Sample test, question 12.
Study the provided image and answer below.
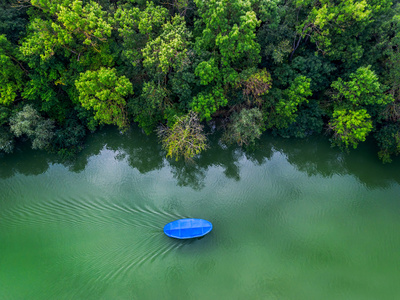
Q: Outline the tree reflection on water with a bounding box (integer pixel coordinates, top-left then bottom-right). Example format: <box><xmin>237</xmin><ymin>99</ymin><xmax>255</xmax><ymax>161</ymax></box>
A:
<box><xmin>1</xmin><ymin>126</ymin><xmax>399</xmax><ymax>189</ymax></box>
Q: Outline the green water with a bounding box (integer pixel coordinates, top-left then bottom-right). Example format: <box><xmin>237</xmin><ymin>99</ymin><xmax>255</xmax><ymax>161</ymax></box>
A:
<box><xmin>1</xmin><ymin>127</ymin><xmax>400</xmax><ymax>299</ymax></box>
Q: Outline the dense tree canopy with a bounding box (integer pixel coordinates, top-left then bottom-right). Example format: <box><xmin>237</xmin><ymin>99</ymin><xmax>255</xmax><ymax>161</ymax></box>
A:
<box><xmin>1</xmin><ymin>0</ymin><xmax>400</xmax><ymax>162</ymax></box>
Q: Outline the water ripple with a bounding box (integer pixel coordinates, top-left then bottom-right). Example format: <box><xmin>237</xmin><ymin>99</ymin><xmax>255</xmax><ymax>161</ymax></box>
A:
<box><xmin>0</xmin><ymin>196</ymin><xmax>185</xmax><ymax>230</ymax></box>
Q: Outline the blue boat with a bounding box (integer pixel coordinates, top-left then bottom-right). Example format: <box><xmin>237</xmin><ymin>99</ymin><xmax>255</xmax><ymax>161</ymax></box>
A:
<box><xmin>163</xmin><ymin>218</ymin><xmax>212</xmax><ymax>239</ymax></box>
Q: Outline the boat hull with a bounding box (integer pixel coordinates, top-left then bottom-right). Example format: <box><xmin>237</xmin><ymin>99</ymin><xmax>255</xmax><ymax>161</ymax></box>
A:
<box><xmin>163</xmin><ymin>218</ymin><xmax>212</xmax><ymax>239</ymax></box>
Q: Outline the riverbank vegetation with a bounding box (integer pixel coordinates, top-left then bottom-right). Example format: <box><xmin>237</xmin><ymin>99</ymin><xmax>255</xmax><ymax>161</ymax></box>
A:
<box><xmin>1</xmin><ymin>0</ymin><xmax>400</xmax><ymax>162</ymax></box>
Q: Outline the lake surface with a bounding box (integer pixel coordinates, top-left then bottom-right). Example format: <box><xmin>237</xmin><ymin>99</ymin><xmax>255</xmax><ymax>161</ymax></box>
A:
<box><xmin>1</xmin><ymin>127</ymin><xmax>400</xmax><ymax>299</ymax></box>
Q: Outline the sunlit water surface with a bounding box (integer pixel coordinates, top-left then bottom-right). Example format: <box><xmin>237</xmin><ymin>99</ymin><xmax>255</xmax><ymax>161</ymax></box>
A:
<box><xmin>1</xmin><ymin>127</ymin><xmax>400</xmax><ymax>299</ymax></box>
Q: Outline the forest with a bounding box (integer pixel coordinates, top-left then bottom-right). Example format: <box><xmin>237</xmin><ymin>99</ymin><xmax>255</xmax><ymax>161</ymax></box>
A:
<box><xmin>1</xmin><ymin>0</ymin><xmax>400</xmax><ymax>162</ymax></box>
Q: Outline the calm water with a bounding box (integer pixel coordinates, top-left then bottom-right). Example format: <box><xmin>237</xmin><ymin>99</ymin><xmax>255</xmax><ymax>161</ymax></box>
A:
<box><xmin>1</xmin><ymin>127</ymin><xmax>400</xmax><ymax>299</ymax></box>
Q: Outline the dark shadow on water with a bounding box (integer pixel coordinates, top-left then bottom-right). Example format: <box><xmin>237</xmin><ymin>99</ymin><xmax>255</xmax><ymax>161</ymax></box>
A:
<box><xmin>167</xmin><ymin>132</ymin><xmax>244</xmax><ymax>189</ymax></box>
<box><xmin>164</xmin><ymin>234</ymin><xmax>215</xmax><ymax>255</ymax></box>
<box><xmin>0</xmin><ymin>142</ymin><xmax>57</xmax><ymax>179</ymax></box>
<box><xmin>169</xmin><ymin>160</ymin><xmax>207</xmax><ymax>190</ymax></box>
<box><xmin>102</xmin><ymin>126</ymin><xmax>164</xmax><ymax>174</ymax></box>
<box><xmin>262</xmin><ymin>134</ymin><xmax>400</xmax><ymax>189</ymax></box>
<box><xmin>64</xmin><ymin>125</ymin><xmax>165</xmax><ymax>174</ymax></box>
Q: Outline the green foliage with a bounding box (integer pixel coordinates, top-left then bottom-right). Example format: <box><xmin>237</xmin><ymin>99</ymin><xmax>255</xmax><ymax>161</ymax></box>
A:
<box><xmin>265</xmin><ymin>75</ymin><xmax>312</xmax><ymax>129</ymax></box>
<box><xmin>194</xmin><ymin>0</ymin><xmax>261</xmax><ymax>85</ymax></box>
<box><xmin>329</xmin><ymin>108</ymin><xmax>373</xmax><ymax>150</ymax></box>
<box><xmin>142</xmin><ymin>15</ymin><xmax>191</xmax><ymax>78</ymax></box>
<box><xmin>0</xmin><ymin>1</ymin><xmax>28</xmax><ymax>44</ymax></box>
<box><xmin>158</xmin><ymin>111</ymin><xmax>207</xmax><ymax>161</ymax></box>
<box><xmin>56</xmin><ymin>0</ymin><xmax>112</xmax><ymax>47</ymax></box>
<box><xmin>251</xmin><ymin>0</ymin><xmax>282</xmax><ymax>27</ymax></box>
<box><xmin>275</xmin><ymin>100</ymin><xmax>324</xmax><ymax>138</ymax></box>
<box><xmin>18</xmin><ymin>0</ymin><xmax>115</xmax><ymax>127</ymax></box>
<box><xmin>21</xmin><ymin>57</ymin><xmax>73</xmax><ymax>122</ymax></box>
<box><xmin>280</xmin><ymin>76</ymin><xmax>312</xmax><ymax>120</ymax></box>
<box><xmin>75</xmin><ymin>68</ymin><xmax>133</xmax><ymax>130</ymax></box>
<box><xmin>327</xmin><ymin>66</ymin><xmax>394</xmax><ymax>151</ymax></box>
<box><xmin>114</xmin><ymin>2</ymin><xmax>168</xmax><ymax>37</ymax></box>
<box><xmin>269</xmin><ymin>40</ymin><xmax>292</xmax><ymax>64</ymax></box>
<box><xmin>274</xmin><ymin>54</ymin><xmax>336</xmax><ymax>92</ymax></box>
<box><xmin>52</xmin><ymin>117</ymin><xmax>86</xmax><ymax>157</ymax></box>
<box><xmin>194</xmin><ymin>0</ymin><xmax>261</xmax><ymax>64</ymax></box>
<box><xmin>215</xmin><ymin>10</ymin><xmax>261</xmax><ymax>68</ymax></box>
<box><xmin>113</xmin><ymin>1</ymin><xmax>169</xmax><ymax>66</ymax></box>
<box><xmin>331</xmin><ymin>66</ymin><xmax>393</xmax><ymax>107</ymax></box>
<box><xmin>0</xmin><ymin>35</ymin><xmax>24</xmax><ymax>106</ymax></box>
<box><xmin>241</xmin><ymin>68</ymin><xmax>272</xmax><ymax>104</ymax></box>
<box><xmin>169</xmin><ymin>57</ymin><xmax>196</xmax><ymax>107</ymax></box>
<box><xmin>21</xmin><ymin>0</ymin><xmax>112</xmax><ymax>60</ymax></box>
<box><xmin>257</xmin><ymin>3</ymin><xmax>296</xmax><ymax>65</ymax></box>
<box><xmin>382</xmin><ymin>6</ymin><xmax>400</xmax><ymax>104</ymax></box>
<box><xmin>0</xmin><ymin>105</ymin><xmax>11</xmax><ymax>126</ymax></box>
<box><xmin>375</xmin><ymin>123</ymin><xmax>400</xmax><ymax>163</ymax></box>
<box><xmin>222</xmin><ymin>107</ymin><xmax>264</xmax><ymax>146</ymax></box>
<box><xmin>0</xmin><ymin>126</ymin><xmax>14</xmax><ymax>153</ymax></box>
<box><xmin>0</xmin><ymin>0</ymin><xmax>398</xmax><ymax>162</ymax></box>
<box><xmin>0</xmin><ymin>104</ymin><xmax>13</xmax><ymax>153</ymax></box>
<box><xmin>30</xmin><ymin>0</ymin><xmax>69</xmax><ymax>14</ymax></box>
<box><xmin>20</xmin><ymin>19</ymin><xmax>59</xmax><ymax>60</ymax></box>
<box><xmin>191</xmin><ymin>87</ymin><xmax>228</xmax><ymax>121</ymax></box>
<box><xmin>295</xmin><ymin>0</ymin><xmax>391</xmax><ymax>62</ymax></box>
<box><xmin>129</xmin><ymin>81</ymin><xmax>168</xmax><ymax>134</ymax></box>
<box><xmin>10</xmin><ymin>105</ymin><xmax>55</xmax><ymax>150</ymax></box>
<box><xmin>195</xmin><ymin>58</ymin><xmax>219</xmax><ymax>85</ymax></box>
